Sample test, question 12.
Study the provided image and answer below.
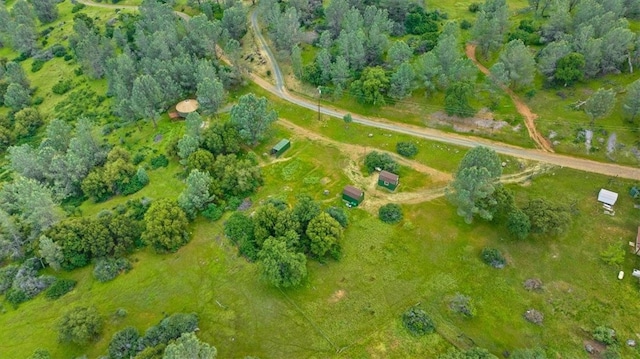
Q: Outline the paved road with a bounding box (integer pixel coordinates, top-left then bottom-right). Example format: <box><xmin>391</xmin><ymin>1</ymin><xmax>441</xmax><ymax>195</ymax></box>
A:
<box><xmin>249</xmin><ymin>10</ymin><xmax>640</xmax><ymax>180</ymax></box>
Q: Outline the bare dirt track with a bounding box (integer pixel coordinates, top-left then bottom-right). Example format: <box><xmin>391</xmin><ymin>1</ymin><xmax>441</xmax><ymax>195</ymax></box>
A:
<box><xmin>77</xmin><ymin>1</ymin><xmax>640</xmax><ymax>181</ymax></box>
<box><xmin>465</xmin><ymin>44</ymin><xmax>554</xmax><ymax>153</ymax></box>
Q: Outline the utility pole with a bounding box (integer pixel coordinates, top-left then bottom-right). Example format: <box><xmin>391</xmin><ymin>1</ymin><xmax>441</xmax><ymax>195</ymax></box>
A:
<box><xmin>317</xmin><ymin>87</ymin><xmax>321</xmax><ymax>121</ymax></box>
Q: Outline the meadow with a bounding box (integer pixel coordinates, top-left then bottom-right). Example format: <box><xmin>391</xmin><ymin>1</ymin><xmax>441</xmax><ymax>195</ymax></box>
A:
<box><xmin>2</xmin><ymin>0</ymin><xmax>640</xmax><ymax>358</ymax></box>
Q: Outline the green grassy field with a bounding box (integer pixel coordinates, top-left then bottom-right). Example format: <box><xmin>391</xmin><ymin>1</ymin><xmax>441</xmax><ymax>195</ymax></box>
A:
<box><xmin>4</xmin><ymin>0</ymin><xmax>640</xmax><ymax>358</ymax></box>
<box><xmin>4</xmin><ymin>141</ymin><xmax>640</xmax><ymax>357</ymax></box>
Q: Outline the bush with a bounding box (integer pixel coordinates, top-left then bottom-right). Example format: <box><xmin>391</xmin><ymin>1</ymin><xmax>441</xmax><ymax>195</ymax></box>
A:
<box><xmin>63</xmin><ymin>54</ymin><xmax>73</xmax><ymax>61</ymax></box>
<box><xmin>45</xmin><ymin>278</ymin><xmax>77</xmax><ymax>299</ymax></box>
<box><xmin>57</xmin><ymin>306</ymin><xmax>103</xmax><ymax>344</ymax></box>
<box><xmin>119</xmin><ymin>175</ymin><xmax>146</xmax><ymax>196</ymax></box>
<box><xmin>33</xmin><ymin>97</ymin><xmax>44</xmax><ymax>105</ymax></box>
<box><xmin>52</xmin><ymin>80</ymin><xmax>73</xmax><ymax>95</ymax></box>
<box><xmin>593</xmin><ymin>326</ymin><xmax>617</xmax><ymax>345</ymax></box>
<box><xmin>31</xmin><ymin>59</ymin><xmax>46</xmax><ymax>73</ymax></box>
<box><xmin>449</xmin><ymin>293</ymin><xmax>476</xmax><ymax>318</ymax></box>
<box><xmin>364</xmin><ymin>151</ymin><xmax>399</xmax><ymax>174</ymax></box>
<box><xmin>0</xmin><ymin>265</ymin><xmax>19</xmax><ymax>294</ymax></box>
<box><xmin>468</xmin><ymin>3</ymin><xmax>481</xmax><ymax>12</ymax></box>
<box><xmin>481</xmin><ymin>247</ymin><xmax>506</xmax><ymax>268</ymax></box>
<box><xmin>460</xmin><ymin>19</ymin><xmax>473</xmax><ymax>30</ymax></box>
<box><xmin>71</xmin><ymin>3</ymin><xmax>86</xmax><ymax>12</ymax></box>
<box><xmin>202</xmin><ymin>203</ymin><xmax>224</xmax><ymax>221</ymax></box>
<box><xmin>150</xmin><ymin>154</ymin><xmax>169</xmax><ymax>169</ymax></box>
<box><xmin>93</xmin><ymin>258</ymin><xmax>132</xmax><ymax>283</ymax></box>
<box><xmin>5</xmin><ymin>288</ymin><xmax>29</xmax><ymax>307</ymax></box>
<box><xmin>108</xmin><ymin>326</ymin><xmax>140</xmax><ymax>359</ymax></box>
<box><xmin>141</xmin><ymin>313</ymin><xmax>199</xmax><ymax>348</ymax></box>
<box><xmin>379</xmin><ymin>203</ymin><xmax>403</xmax><ymax>224</ymax></box>
<box><xmin>402</xmin><ymin>306</ymin><xmax>435</xmax><ymax>335</ymax></box>
<box><xmin>396</xmin><ymin>142</ymin><xmax>418</xmax><ymax>158</ymax></box>
<box><xmin>50</xmin><ymin>44</ymin><xmax>67</xmax><ymax>57</ymax></box>
<box><xmin>326</xmin><ymin>206</ymin><xmax>348</xmax><ymax>228</ymax></box>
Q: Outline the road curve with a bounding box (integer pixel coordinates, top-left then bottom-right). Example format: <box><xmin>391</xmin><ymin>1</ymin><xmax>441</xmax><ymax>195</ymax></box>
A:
<box><xmin>249</xmin><ymin>10</ymin><xmax>640</xmax><ymax>180</ymax></box>
<box><xmin>76</xmin><ymin>1</ymin><xmax>640</xmax><ymax>180</ymax></box>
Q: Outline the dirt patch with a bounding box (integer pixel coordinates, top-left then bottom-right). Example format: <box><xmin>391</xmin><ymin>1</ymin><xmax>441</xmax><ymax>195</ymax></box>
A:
<box><xmin>328</xmin><ymin>289</ymin><xmax>346</xmax><ymax>303</ymax></box>
<box><xmin>429</xmin><ymin>109</ymin><xmax>510</xmax><ymax>133</ymax></box>
<box><xmin>465</xmin><ymin>44</ymin><xmax>554</xmax><ymax>153</ymax></box>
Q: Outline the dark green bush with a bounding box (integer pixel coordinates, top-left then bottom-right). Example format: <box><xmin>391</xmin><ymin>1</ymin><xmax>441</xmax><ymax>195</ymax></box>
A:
<box><xmin>132</xmin><ymin>152</ymin><xmax>146</xmax><ymax>165</ymax></box>
<box><xmin>460</xmin><ymin>19</ymin><xmax>473</xmax><ymax>30</ymax></box>
<box><xmin>141</xmin><ymin>313</ymin><xmax>199</xmax><ymax>348</ymax></box>
<box><xmin>71</xmin><ymin>3</ymin><xmax>86</xmax><ymax>12</ymax></box>
<box><xmin>93</xmin><ymin>258</ymin><xmax>132</xmax><ymax>283</ymax></box>
<box><xmin>402</xmin><ymin>306</ymin><xmax>435</xmax><ymax>336</ymax></box>
<box><xmin>33</xmin><ymin>97</ymin><xmax>44</xmax><ymax>105</ymax></box>
<box><xmin>481</xmin><ymin>247</ymin><xmax>506</xmax><ymax>269</ymax></box>
<box><xmin>379</xmin><ymin>203</ymin><xmax>403</xmax><ymax>224</ymax></box>
<box><xmin>63</xmin><ymin>54</ymin><xmax>73</xmax><ymax>61</ymax></box>
<box><xmin>74</xmin><ymin>67</ymin><xmax>83</xmax><ymax>76</ymax></box>
<box><xmin>51</xmin><ymin>44</ymin><xmax>67</xmax><ymax>57</ymax></box>
<box><xmin>202</xmin><ymin>204</ymin><xmax>223</xmax><ymax>221</ymax></box>
<box><xmin>45</xmin><ymin>278</ymin><xmax>77</xmax><ymax>299</ymax></box>
<box><xmin>5</xmin><ymin>288</ymin><xmax>29</xmax><ymax>307</ymax></box>
<box><xmin>326</xmin><ymin>206</ymin><xmax>348</xmax><ymax>228</ymax></box>
<box><xmin>108</xmin><ymin>326</ymin><xmax>140</xmax><ymax>359</ymax></box>
<box><xmin>468</xmin><ymin>3</ymin><xmax>481</xmax><ymax>12</ymax></box>
<box><xmin>119</xmin><ymin>176</ymin><xmax>146</xmax><ymax>196</ymax></box>
<box><xmin>52</xmin><ymin>80</ymin><xmax>72</xmax><ymax>95</ymax></box>
<box><xmin>364</xmin><ymin>151</ymin><xmax>399</xmax><ymax>174</ymax></box>
<box><xmin>396</xmin><ymin>142</ymin><xmax>418</xmax><ymax>158</ymax></box>
<box><xmin>150</xmin><ymin>154</ymin><xmax>169</xmax><ymax>169</ymax></box>
<box><xmin>31</xmin><ymin>59</ymin><xmax>46</xmax><ymax>72</ymax></box>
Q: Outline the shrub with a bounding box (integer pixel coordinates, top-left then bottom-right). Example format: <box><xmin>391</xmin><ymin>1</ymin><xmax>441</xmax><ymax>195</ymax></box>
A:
<box><xmin>50</xmin><ymin>44</ymin><xmax>67</xmax><ymax>57</ymax></box>
<box><xmin>593</xmin><ymin>326</ymin><xmax>617</xmax><ymax>345</ymax></box>
<box><xmin>132</xmin><ymin>152</ymin><xmax>146</xmax><ymax>165</ymax></box>
<box><xmin>93</xmin><ymin>258</ymin><xmax>132</xmax><ymax>283</ymax></box>
<box><xmin>45</xmin><ymin>278</ymin><xmax>77</xmax><ymax>299</ymax></box>
<box><xmin>141</xmin><ymin>313</ymin><xmax>199</xmax><ymax>348</ymax></box>
<box><xmin>115</xmin><ymin>308</ymin><xmax>128</xmax><ymax>318</ymax></box>
<box><xmin>31</xmin><ymin>59</ymin><xmax>46</xmax><ymax>73</ymax></box>
<box><xmin>150</xmin><ymin>154</ymin><xmax>169</xmax><ymax>169</ymax></box>
<box><xmin>108</xmin><ymin>326</ymin><xmax>140</xmax><ymax>359</ymax></box>
<box><xmin>202</xmin><ymin>203</ymin><xmax>224</xmax><ymax>221</ymax></box>
<box><xmin>379</xmin><ymin>203</ymin><xmax>403</xmax><ymax>224</ymax></box>
<box><xmin>396</xmin><ymin>142</ymin><xmax>418</xmax><ymax>158</ymax></box>
<box><xmin>468</xmin><ymin>3</ymin><xmax>481</xmax><ymax>12</ymax></box>
<box><xmin>5</xmin><ymin>288</ymin><xmax>29</xmax><ymax>307</ymax></box>
<box><xmin>364</xmin><ymin>151</ymin><xmax>399</xmax><ymax>174</ymax></box>
<box><xmin>460</xmin><ymin>19</ymin><xmax>473</xmax><ymax>30</ymax></box>
<box><xmin>402</xmin><ymin>306</ymin><xmax>435</xmax><ymax>335</ymax></box>
<box><xmin>481</xmin><ymin>247</ymin><xmax>506</xmax><ymax>268</ymax></box>
<box><xmin>63</xmin><ymin>54</ymin><xmax>73</xmax><ymax>61</ymax></box>
<box><xmin>326</xmin><ymin>206</ymin><xmax>348</xmax><ymax>228</ymax></box>
<box><xmin>52</xmin><ymin>80</ymin><xmax>73</xmax><ymax>95</ymax></box>
<box><xmin>0</xmin><ymin>265</ymin><xmax>19</xmax><ymax>294</ymax></box>
<box><xmin>119</xmin><ymin>175</ymin><xmax>146</xmax><ymax>196</ymax></box>
<box><xmin>33</xmin><ymin>97</ymin><xmax>44</xmax><ymax>105</ymax></box>
<box><xmin>71</xmin><ymin>3</ymin><xmax>86</xmax><ymax>12</ymax></box>
<box><xmin>57</xmin><ymin>306</ymin><xmax>103</xmax><ymax>344</ymax></box>
<box><xmin>449</xmin><ymin>293</ymin><xmax>476</xmax><ymax>318</ymax></box>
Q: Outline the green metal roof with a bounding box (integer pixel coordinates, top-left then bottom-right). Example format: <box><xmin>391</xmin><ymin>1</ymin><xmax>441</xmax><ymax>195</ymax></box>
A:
<box><xmin>273</xmin><ymin>139</ymin><xmax>290</xmax><ymax>151</ymax></box>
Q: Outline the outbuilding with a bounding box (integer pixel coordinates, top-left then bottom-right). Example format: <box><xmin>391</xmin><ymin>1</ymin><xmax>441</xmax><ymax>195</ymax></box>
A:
<box><xmin>271</xmin><ymin>139</ymin><xmax>290</xmax><ymax>157</ymax></box>
<box><xmin>342</xmin><ymin>185</ymin><xmax>364</xmax><ymax>207</ymax></box>
<box><xmin>598</xmin><ymin>189</ymin><xmax>618</xmax><ymax>206</ymax></box>
<box><xmin>175</xmin><ymin>99</ymin><xmax>199</xmax><ymax>118</ymax></box>
<box><xmin>378</xmin><ymin>170</ymin><xmax>399</xmax><ymax>191</ymax></box>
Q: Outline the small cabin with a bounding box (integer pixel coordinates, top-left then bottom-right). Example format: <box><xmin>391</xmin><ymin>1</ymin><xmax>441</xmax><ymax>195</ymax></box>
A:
<box><xmin>378</xmin><ymin>170</ymin><xmax>399</xmax><ymax>191</ymax></box>
<box><xmin>271</xmin><ymin>139</ymin><xmax>290</xmax><ymax>157</ymax></box>
<box><xmin>342</xmin><ymin>185</ymin><xmax>364</xmax><ymax>207</ymax></box>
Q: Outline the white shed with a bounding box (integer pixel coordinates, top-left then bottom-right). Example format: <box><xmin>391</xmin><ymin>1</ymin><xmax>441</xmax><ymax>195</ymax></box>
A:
<box><xmin>597</xmin><ymin>189</ymin><xmax>618</xmax><ymax>206</ymax></box>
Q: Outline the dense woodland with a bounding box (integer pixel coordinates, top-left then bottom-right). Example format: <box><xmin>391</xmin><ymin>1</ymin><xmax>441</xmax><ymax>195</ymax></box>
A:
<box><xmin>0</xmin><ymin>0</ymin><xmax>640</xmax><ymax>357</ymax></box>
